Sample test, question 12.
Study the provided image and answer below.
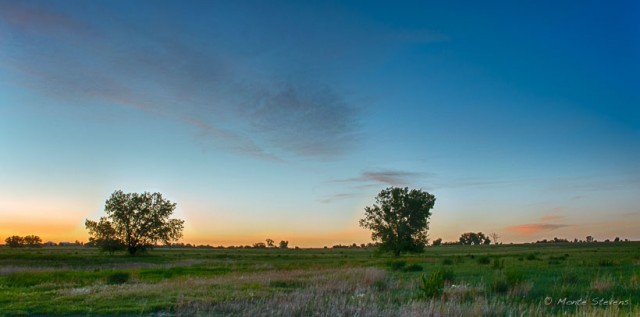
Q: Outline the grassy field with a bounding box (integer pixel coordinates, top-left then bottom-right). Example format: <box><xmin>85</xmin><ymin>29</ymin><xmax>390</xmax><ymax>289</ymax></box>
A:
<box><xmin>0</xmin><ymin>242</ymin><xmax>638</xmax><ymax>316</ymax></box>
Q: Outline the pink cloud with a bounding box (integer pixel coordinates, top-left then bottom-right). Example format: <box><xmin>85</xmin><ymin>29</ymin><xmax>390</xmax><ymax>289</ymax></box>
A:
<box><xmin>0</xmin><ymin>3</ymin><xmax>89</xmax><ymax>36</ymax></box>
<box><xmin>506</xmin><ymin>223</ymin><xmax>569</xmax><ymax>235</ymax></box>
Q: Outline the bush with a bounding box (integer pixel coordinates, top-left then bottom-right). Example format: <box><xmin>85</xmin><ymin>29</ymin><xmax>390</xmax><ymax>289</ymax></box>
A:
<box><xmin>491</xmin><ymin>258</ymin><xmax>504</xmax><ymax>270</ymax></box>
<box><xmin>560</xmin><ymin>271</ymin><xmax>579</xmax><ymax>284</ymax></box>
<box><xmin>403</xmin><ymin>264</ymin><xmax>423</xmax><ymax>272</ymax></box>
<box><xmin>491</xmin><ymin>270</ymin><xmax>525</xmax><ymax>294</ymax></box>
<box><xmin>598</xmin><ymin>259</ymin><xmax>615</xmax><ymax>267</ymax></box>
<box><xmin>525</xmin><ymin>253</ymin><xmax>538</xmax><ymax>261</ymax></box>
<box><xmin>419</xmin><ymin>270</ymin><xmax>444</xmax><ymax>298</ymax></box>
<box><xmin>419</xmin><ymin>269</ymin><xmax>455</xmax><ymax>298</ymax></box>
<box><xmin>387</xmin><ymin>260</ymin><xmax>407</xmax><ymax>271</ymax></box>
<box><xmin>491</xmin><ymin>275</ymin><xmax>509</xmax><ymax>294</ymax></box>
<box><xmin>505</xmin><ymin>269</ymin><xmax>525</xmax><ymax>285</ymax></box>
<box><xmin>477</xmin><ymin>256</ymin><xmax>491</xmax><ymax>265</ymax></box>
<box><xmin>441</xmin><ymin>269</ymin><xmax>455</xmax><ymax>283</ymax></box>
<box><xmin>106</xmin><ymin>272</ymin><xmax>130</xmax><ymax>285</ymax></box>
<box><xmin>442</xmin><ymin>258</ymin><xmax>454</xmax><ymax>265</ymax></box>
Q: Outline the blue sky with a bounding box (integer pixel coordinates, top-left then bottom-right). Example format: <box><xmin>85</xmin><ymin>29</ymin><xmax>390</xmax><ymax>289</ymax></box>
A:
<box><xmin>1</xmin><ymin>1</ymin><xmax>639</xmax><ymax>246</ymax></box>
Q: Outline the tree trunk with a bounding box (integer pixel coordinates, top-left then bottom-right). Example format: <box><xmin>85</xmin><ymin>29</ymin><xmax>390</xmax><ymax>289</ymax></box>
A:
<box><xmin>127</xmin><ymin>245</ymin><xmax>137</xmax><ymax>255</ymax></box>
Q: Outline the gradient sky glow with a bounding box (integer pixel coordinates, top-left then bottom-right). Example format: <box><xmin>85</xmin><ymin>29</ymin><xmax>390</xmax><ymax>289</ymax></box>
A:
<box><xmin>1</xmin><ymin>1</ymin><xmax>639</xmax><ymax>246</ymax></box>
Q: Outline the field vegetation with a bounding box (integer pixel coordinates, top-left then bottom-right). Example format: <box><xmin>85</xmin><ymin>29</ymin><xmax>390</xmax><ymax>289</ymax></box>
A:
<box><xmin>1</xmin><ymin>242</ymin><xmax>638</xmax><ymax>316</ymax></box>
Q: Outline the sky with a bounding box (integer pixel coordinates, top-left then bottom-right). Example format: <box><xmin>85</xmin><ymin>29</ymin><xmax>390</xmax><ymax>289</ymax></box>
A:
<box><xmin>1</xmin><ymin>1</ymin><xmax>639</xmax><ymax>247</ymax></box>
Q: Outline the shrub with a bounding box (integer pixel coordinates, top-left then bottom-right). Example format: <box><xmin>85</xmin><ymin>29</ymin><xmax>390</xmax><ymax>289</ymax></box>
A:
<box><xmin>387</xmin><ymin>260</ymin><xmax>407</xmax><ymax>271</ymax></box>
<box><xmin>598</xmin><ymin>259</ymin><xmax>615</xmax><ymax>267</ymax></box>
<box><xmin>106</xmin><ymin>272</ymin><xmax>130</xmax><ymax>285</ymax></box>
<box><xmin>525</xmin><ymin>253</ymin><xmax>538</xmax><ymax>261</ymax></box>
<box><xmin>548</xmin><ymin>255</ymin><xmax>567</xmax><ymax>265</ymax></box>
<box><xmin>491</xmin><ymin>270</ymin><xmax>525</xmax><ymax>294</ymax></box>
<box><xmin>505</xmin><ymin>269</ymin><xmax>525</xmax><ymax>285</ymax></box>
<box><xmin>560</xmin><ymin>271</ymin><xmax>579</xmax><ymax>284</ymax></box>
<box><xmin>441</xmin><ymin>269</ymin><xmax>455</xmax><ymax>283</ymax></box>
<box><xmin>492</xmin><ymin>258</ymin><xmax>504</xmax><ymax>270</ymax></box>
<box><xmin>477</xmin><ymin>256</ymin><xmax>491</xmax><ymax>265</ymax></box>
<box><xmin>403</xmin><ymin>264</ymin><xmax>423</xmax><ymax>272</ymax></box>
<box><xmin>419</xmin><ymin>270</ymin><xmax>444</xmax><ymax>298</ymax></box>
<box><xmin>491</xmin><ymin>276</ymin><xmax>509</xmax><ymax>294</ymax></box>
<box><xmin>418</xmin><ymin>269</ymin><xmax>455</xmax><ymax>298</ymax></box>
<box><xmin>442</xmin><ymin>258</ymin><xmax>454</xmax><ymax>265</ymax></box>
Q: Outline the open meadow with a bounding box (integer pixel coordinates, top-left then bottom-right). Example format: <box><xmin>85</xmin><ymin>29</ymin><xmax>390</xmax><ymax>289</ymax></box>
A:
<box><xmin>1</xmin><ymin>242</ymin><xmax>638</xmax><ymax>316</ymax></box>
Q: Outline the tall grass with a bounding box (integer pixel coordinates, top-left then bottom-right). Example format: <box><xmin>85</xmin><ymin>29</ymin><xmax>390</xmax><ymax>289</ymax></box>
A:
<box><xmin>0</xmin><ymin>243</ymin><xmax>639</xmax><ymax>315</ymax></box>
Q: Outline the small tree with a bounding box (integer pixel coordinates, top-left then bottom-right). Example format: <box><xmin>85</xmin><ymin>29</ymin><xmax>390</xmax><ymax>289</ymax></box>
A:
<box><xmin>489</xmin><ymin>232</ymin><xmax>500</xmax><ymax>245</ymax></box>
<box><xmin>279</xmin><ymin>240</ymin><xmax>289</xmax><ymax>249</ymax></box>
<box><xmin>359</xmin><ymin>187</ymin><xmax>436</xmax><ymax>256</ymax></box>
<box><xmin>5</xmin><ymin>236</ymin><xmax>24</xmax><ymax>248</ymax></box>
<box><xmin>432</xmin><ymin>238</ymin><xmax>442</xmax><ymax>246</ymax></box>
<box><xmin>266</xmin><ymin>238</ymin><xmax>275</xmax><ymax>248</ymax></box>
<box><xmin>85</xmin><ymin>190</ymin><xmax>184</xmax><ymax>255</ymax></box>
<box><xmin>23</xmin><ymin>235</ymin><xmax>42</xmax><ymax>247</ymax></box>
<box><xmin>459</xmin><ymin>232</ymin><xmax>490</xmax><ymax>245</ymax></box>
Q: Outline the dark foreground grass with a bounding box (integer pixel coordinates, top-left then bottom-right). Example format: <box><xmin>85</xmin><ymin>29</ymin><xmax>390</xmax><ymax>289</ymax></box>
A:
<box><xmin>0</xmin><ymin>243</ymin><xmax>638</xmax><ymax>316</ymax></box>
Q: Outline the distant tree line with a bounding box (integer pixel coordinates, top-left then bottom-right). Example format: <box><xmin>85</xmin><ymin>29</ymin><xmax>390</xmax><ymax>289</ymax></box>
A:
<box><xmin>329</xmin><ymin>242</ymin><xmax>379</xmax><ymax>249</ymax></box>
<box><xmin>165</xmin><ymin>239</ymin><xmax>292</xmax><ymax>249</ymax></box>
<box><xmin>429</xmin><ymin>234</ymin><xmax>632</xmax><ymax>246</ymax></box>
<box><xmin>534</xmin><ymin>236</ymin><xmax>629</xmax><ymax>244</ymax></box>
<box><xmin>4</xmin><ymin>235</ymin><xmax>42</xmax><ymax>248</ymax></box>
<box><xmin>251</xmin><ymin>238</ymin><xmax>290</xmax><ymax>249</ymax></box>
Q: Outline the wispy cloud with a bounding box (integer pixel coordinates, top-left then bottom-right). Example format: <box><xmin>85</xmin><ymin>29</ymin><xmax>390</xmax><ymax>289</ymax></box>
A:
<box><xmin>0</xmin><ymin>2</ymin><xmax>361</xmax><ymax>160</ymax></box>
<box><xmin>540</xmin><ymin>214</ymin><xmax>564</xmax><ymax>222</ymax></box>
<box><xmin>318</xmin><ymin>193</ymin><xmax>358</xmax><ymax>204</ymax></box>
<box><xmin>0</xmin><ymin>2</ymin><xmax>90</xmax><ymax>36</ymax></box>
<box><xmin>505</xmin><ymin>223</ymin><xmax>570</xmax><ymax>235</ymax></box>
<box><xmin>337</xmin><ymin>169</ymin><xmax>429</xmax><ymax>186</ymax></box>
<box><xmin>322</xmin><ymin>169</ymin><xmax>429</xmax><ymax>203</ymax></box>
<box><xmin>436</xmin><ymin>178</ymin><xmax>514</xmax><ymax>189</ymax></box>
<box><xmin>241</xmin><ymin>82</ymin><xmax>360</xmax><ymax>158</ymax></box>
<box><xmin>507</xmin><ymin>210</ymin><xmax>569</xmax><ymax>235</ymax></box>
<box><xmin>551</xmin><ymin>174</ymin><xmax>640</xmax><ymax>192</ymax></box>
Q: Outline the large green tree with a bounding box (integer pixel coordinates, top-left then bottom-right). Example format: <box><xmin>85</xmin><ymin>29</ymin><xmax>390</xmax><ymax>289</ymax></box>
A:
<box><xmin>359</xmin><ymin>187</ymin><xmax>436</xmax><ymax>256</ymax></box>
<box><xmin>85</xmin><ymin>190</ymin><xmax>184</xmax><ymax>255</ymax></box>
<box><xmin>85</xmin><ymin>217</ymin><xmax>125</xmax><ymax>254</ymax></box>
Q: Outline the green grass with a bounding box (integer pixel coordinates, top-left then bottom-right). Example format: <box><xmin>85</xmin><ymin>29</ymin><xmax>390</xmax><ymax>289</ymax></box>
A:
<box><xmin>0</xmin><ymin>243</ymin><xmax>638</xmax><ymax>315</ymax></box>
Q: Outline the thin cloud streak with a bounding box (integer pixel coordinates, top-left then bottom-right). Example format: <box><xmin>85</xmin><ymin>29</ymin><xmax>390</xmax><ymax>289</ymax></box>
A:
<box><xmin>0</xmin><ymin>2</ymin><xmax>361</xmax><ymax>160</ymax></box>
<box><xmin>336</xmin><ymin>169</ymin><xmax>429</xmax><ymax>186</ymax></box>
<box><xmin>0</xmin><ymin>2</ymin><xmax>90</xmax><ymax>36</ymax></box>
<box><xmin>318</xmin><ymin>193</ymin><xmax>358</xmax><ymax>204</ymax></box>
<box><xmin>506</xmin><ymin>223</ymin><xmax>570</xmax><ymax>235</ymax></box>
<box><xmin>540</xmin><ymin>214</ymin><xmax>564</xmax><ymax>222</ymax></box>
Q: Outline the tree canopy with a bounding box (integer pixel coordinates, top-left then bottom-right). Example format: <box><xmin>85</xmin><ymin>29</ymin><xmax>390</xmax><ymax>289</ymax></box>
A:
<box><xmin>459</xmin><ymin>232</ymin><xmax>491</xmax><ymax>245</ymax></box>
<box><xmin>359</xmin><ymin>187</ymin><xmax>436</xmax><ymax>256</ymax></box>
<box><xmin>4</xmin><ymin>235</ymin><xmax>42</xmax><ymax>248</ymax></box>
<box><xmin>5</xmin><ymin>236</ymin><xmax>24</xmax><ymax>248</ymax></box>
<box><xmin>85</xmin><ymin>190</ymin><xmax>184</xmax><ymax>255</ymax></box>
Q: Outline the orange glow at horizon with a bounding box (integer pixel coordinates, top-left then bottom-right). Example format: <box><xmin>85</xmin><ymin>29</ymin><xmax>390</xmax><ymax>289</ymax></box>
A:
<box><xmin>0</xmin><ymin>221</ymin><xmax>87</xmax><ymax>243</ymax></box>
